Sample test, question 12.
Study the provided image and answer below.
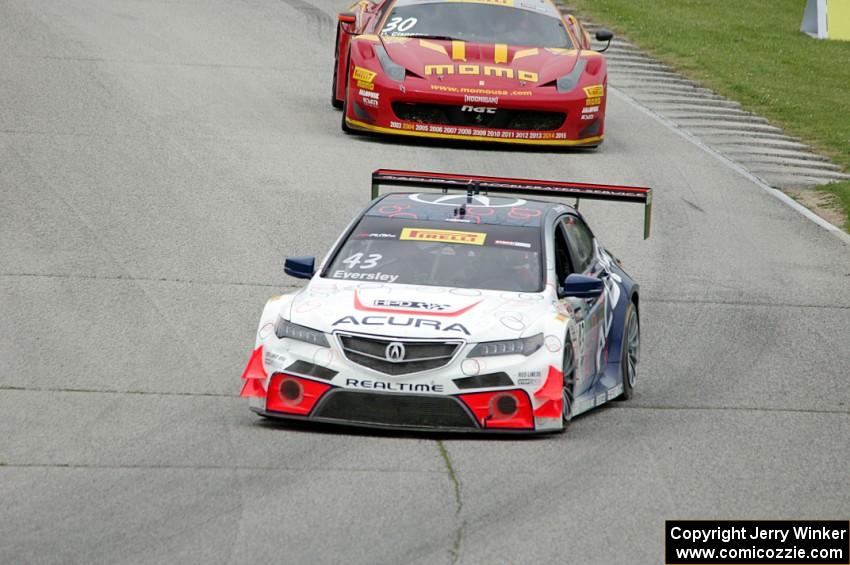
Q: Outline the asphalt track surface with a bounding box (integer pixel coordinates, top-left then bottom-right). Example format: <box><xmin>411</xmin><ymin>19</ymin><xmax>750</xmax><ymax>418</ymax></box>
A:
<box><xmin>1</xmin><ymin>2</ymin><xmax>848</xmax><ymax>564</ymax></box>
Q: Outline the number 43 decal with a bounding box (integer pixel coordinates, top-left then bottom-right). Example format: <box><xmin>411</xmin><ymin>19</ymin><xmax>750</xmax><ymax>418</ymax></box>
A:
<box><xmin>342</xmin><ymin>253</ymin><xmax>382</xmax><ymax>269</ymax></box>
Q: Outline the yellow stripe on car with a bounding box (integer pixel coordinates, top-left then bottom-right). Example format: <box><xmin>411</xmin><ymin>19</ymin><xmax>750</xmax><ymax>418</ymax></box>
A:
<box><xmin>494</xmin><ymin>43</ymin><xmax>508</xmax><ymax>64</ymax></box>
<box><xmin>419</xmin><ymin>39</ymin><xmax>448</xmax><ymax>55</ymax></box>
<box><xmin>513</xmin><ymin>48</ymin><xmax>538</xmax><ymax>61</ymax></box>
<box><xmin>451</xmin><ymin>40</ymin><xmax>466</xmax><ymax>61</ymax></box>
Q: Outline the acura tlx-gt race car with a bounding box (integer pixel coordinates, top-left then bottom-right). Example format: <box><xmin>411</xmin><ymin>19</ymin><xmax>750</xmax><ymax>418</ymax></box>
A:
<box><xmin>332</xmin><ymin>0</ymin><xmax>614</xmax><ymax>146</ymax></box>
<box><xmin>240</xmin><ymin>170</ymin><xmax>652</xmax><ymax>433</ymax></box>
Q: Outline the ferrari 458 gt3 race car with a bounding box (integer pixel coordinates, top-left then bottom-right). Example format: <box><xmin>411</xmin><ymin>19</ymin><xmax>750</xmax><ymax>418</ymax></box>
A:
<box><xmin>332</xmin><ymin>0</ymin><xmax>614</xmax><ymax>146</ymax></box>
<box><xmin>240</xmin><ymin>170</ymin><xmax>651</xmax><ymax>433</ymax></box>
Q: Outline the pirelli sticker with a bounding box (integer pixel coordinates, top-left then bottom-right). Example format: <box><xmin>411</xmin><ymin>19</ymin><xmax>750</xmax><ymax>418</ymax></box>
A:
<box><xmin>353</xmin><ymin>66</ymin><xmax>377</xmax><ymax>89</ymax></box>
<box><xmin>400</xmin><ymin>228</ymin><xmax>486</xmax><ymax>245</ymax></box>
<box><xmin>583</xmin><ymin>84</ymin><xmax>605</xmax><ymax>98</ymax></box>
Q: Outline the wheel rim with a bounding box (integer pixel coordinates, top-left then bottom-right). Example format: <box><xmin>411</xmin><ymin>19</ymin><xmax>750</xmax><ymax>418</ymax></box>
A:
<box><xmin>626</xmin><ymin>310</ymin><xmax>639</xmax><ymax>387</ymax></box>
<box><xmin>562</xmin><ymin>340</ymin><xmax>576</xmax><ymax>421</ymax></box>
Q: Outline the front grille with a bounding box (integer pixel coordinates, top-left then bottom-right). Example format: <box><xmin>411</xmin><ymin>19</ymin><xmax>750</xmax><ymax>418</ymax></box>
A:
<box><xmin>392</xmin><ymin>103</ymin><xmax>566</xmax><ymax>131</ymax></box>
<box><xmin>314</xmin><ymin>390</ymin><xmax>477</xmax><ymax>429</ymax></box>
<box><xmin>337</xmin><ymin>334</ymin><xmax>461</xmax><ymax>375</ymax></box>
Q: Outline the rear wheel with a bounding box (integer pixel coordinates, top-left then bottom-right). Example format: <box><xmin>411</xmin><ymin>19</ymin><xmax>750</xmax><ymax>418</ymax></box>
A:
<box><xmin>561</xmin><ymin>332</ymin><xmax>577</xmax><ymax>430</ymax></box>
<box><xmin>618</xmin><ymin>302</ymin><xmax>639</xmax><ymax>400</ymax></box>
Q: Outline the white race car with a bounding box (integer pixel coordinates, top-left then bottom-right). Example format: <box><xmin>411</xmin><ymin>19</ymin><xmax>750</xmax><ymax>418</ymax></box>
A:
<box><xmin>240</xmin><ymin>170</ymin><xmax>651</xmax><ymax>433</ymax></box>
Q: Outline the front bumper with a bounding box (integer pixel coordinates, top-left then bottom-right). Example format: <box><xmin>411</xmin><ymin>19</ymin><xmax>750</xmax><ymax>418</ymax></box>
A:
<box><xmin>253</xmin><ymin>388</ymin><xmax>551</xmax><ymax>434</ymax></box>
<box><xmin>344</xmin><ymin>76</ymin><xmax>605</xmax><ymax>147</ymax></box>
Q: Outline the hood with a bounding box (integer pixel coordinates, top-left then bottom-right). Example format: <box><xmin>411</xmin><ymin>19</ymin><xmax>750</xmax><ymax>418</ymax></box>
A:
<box><xmin>382</xmin><ymin>37</ymin><xmax>580</xmax><ymax>88</ymax></box>
<box><xmin>288</xmin><ymin>280</ymin><xmax>553</xmax><ymax>342</ymax></box>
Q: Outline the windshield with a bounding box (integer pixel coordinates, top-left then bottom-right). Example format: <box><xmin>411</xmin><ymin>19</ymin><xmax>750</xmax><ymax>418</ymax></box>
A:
<box><xmin>323</xmin><ymin>218</ymin><xmax>543</xmax><ymax>292</ymax></box>
<box><xmin>380</xmin><ymin>3</ymin><xmax>572</xmax><ymax>49</ymax></box>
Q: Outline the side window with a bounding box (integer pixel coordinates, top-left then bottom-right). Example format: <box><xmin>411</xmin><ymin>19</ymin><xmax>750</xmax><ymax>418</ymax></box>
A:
<box><xmin>561</xmin><ymin>215</ymin><xmax>595</xmax><ymax>273</ymax></box>
<box><xmin>554</xmin><ymin>222</ymin><xmax>573</xmax><ymax>285</ymax></box>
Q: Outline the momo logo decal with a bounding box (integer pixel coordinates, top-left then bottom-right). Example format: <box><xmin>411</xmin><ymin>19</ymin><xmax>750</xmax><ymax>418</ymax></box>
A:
<box><xmin>400</xmin><ymin>228</ymin><xmax>485</xmax><ymax>245</ymax></box>
<box><xmin>409</xmin><ymin>193</ymin><xmax>527</xmax><ymax>208</ymax></box>
<box><xmin>424</xmin><ymin>64</ymin><xmax>538</xmax><ymax>83</ymax></box>
<box><xmin>332</xmin><ymin>315</ymin><xmax>471</xmax><ymax>335</ymax></box>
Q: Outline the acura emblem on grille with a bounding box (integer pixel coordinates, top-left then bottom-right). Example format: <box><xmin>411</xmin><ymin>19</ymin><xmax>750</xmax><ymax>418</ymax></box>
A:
<box><xmin>385</xmin><ymin>342</ymin><xmax>406</xmax><ymax>362</ymax></box>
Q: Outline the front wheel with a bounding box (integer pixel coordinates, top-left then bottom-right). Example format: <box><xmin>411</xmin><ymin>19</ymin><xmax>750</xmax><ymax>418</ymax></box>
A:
<box><xmin>617</xmin><ymin>302</ymin><xmax>639</xmax><ymax>401</ymax></box>
<box><xmin>331</xmin><ymin>28</ymin><xmax>343</xmax><ymax>109</ymax></box>
<box><xmin>561</xmin><ymin>332</ymin><xmax>577</xmax><ymax>430</ymax></box>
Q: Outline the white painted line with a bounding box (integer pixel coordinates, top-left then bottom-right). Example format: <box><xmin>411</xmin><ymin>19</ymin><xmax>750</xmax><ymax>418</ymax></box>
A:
<box><xmin>611</xmin><ymin>87</ymin><xmax>850</xmax><ymax>244</ymax></box>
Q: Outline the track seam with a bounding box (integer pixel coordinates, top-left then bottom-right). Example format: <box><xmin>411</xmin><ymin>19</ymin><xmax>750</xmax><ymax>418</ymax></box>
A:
<box><xmin>611</xmin><ymin>404</ymin><xmax>849</xmax><ymax>416</ymax></box>
<box><xmin>0</xmin><ymin>462</ymin><xmax>445</xmax><ymax>473</ymax></box>
<box><xmin>437</xmin><ymin>440</ymin><xmax>465</xmax><ymax>565</ymax></box>
<box><xmin>0</xmin><ymin>272</ymin><xmax>300</xmax><ymax>289</ymax></box>
<box><xmin>0</xmin><ymin>385</ymin><xmax>237</xmax><ymax>398</ymax></box>
<box><xmin>641</xmin><ymin>297</ymin><xmax>850</xmax><ymax>310</ymax></box>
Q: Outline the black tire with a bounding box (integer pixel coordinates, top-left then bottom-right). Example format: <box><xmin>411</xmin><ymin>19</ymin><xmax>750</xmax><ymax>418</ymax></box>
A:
<box><xmin>331</xmin><ymin>28</ymin><xmax>343</xmax><ymax>109</ymax></box>
<box><xmin>617</xmin><ymin>301</ymin><xmax>639</xmax><ymax>401</ymax></box>
<box><xmin>340</xmin><ymin>65</ymin><xmax>356</xmax><ymax>134</ymax></box>
<box><xmin>341</xmin><ymin>95</ymin><xmax>354</xmax><ymax>133</ymax></box>
<box><xmin>561</xmin><ymin>332</ymin><xmax>577</xmax><ymax>431</ymax></box>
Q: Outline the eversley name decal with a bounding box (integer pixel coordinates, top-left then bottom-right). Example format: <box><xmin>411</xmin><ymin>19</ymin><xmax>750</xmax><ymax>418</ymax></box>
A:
<box><xmin>332</xmin><ymin>270</ymin><xmax>399</xmax><ymax>283</ymax></box>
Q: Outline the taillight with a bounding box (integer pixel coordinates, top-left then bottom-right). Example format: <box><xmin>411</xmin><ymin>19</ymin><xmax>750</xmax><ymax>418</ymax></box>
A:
<box><xmin>458</xmin><ymin>390</ymin><xmax>534</xmax><ymax>430</ymax></box>
<box><xmin>266</xmin><ymin>373</ymin><xmax>331</xmax><ymax>415</ymax></box>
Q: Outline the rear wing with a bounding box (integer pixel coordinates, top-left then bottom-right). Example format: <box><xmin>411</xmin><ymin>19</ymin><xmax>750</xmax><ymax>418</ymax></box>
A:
<box><xmin>371</xmin><ymin>169</ymin><xmax>653</xmax><ymax>239</ymax></box>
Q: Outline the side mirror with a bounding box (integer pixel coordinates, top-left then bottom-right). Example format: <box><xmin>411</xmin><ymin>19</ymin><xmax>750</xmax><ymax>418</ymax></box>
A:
<box><xmin>284</xmin><ymin>256</ymin><xmax>315</xmax><ymax>279</ymax></box>
<box><xmin>338</xmin><ymin>12</ymin><xmax>357</xmax><ymax>25</ymax></box>
<box><xmin>594</xmin><ymin>29</ymin><xmax>614</xmax><ymax>52</ymax></box>
<box><xmin>561</xmin><ymin>274</ymin><xmax>604</xmax><ymax>299</ymax></box>
<box><xmin>595</xmin><ymin>29</ymin><xmax>614</xmax><ymax>42</ymax></box>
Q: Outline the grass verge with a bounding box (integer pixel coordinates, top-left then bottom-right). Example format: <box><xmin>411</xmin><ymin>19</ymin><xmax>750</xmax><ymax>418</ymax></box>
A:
<box><xmin>569</xmin><ymin>0</ymin><xmax>850</xmax><ymax>231</ymax></box>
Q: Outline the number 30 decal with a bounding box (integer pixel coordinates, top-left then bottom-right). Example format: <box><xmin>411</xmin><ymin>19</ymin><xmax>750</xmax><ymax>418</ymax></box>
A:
<box><xmin>342</xmin><ymin>253</ymin><xmax>382</xmax><ymax>269</ymax></box>
<box><xmin>382</xmin><ymin>16</ymin><xmax>417</xmax><ymax>33</ymax></box>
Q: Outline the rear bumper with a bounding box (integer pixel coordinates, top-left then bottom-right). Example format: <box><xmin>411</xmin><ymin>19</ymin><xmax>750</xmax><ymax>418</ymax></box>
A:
<box><xmin>253</xmin><ymin>388</ymin><xmax>548</xmax><ymax>434</ymax></box>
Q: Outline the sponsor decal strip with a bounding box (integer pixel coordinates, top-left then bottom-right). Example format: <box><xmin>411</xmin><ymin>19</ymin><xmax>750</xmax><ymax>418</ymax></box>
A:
<box><xmin>346</xmin><ymin>118</ymin><xmax>604</xmax><ymax>146</ymax></box>
<box><xmin>353</xmin><ymin>291</ymin><xmax>481</xmax><ymax>317</ymax></box>
<box><xmin>400</xmin><ymin>227</ymin><xmax>486</xmax><ymax>245</ymax></box>
<box><xmin>346</xmin><ymin>377</ymin><xmax>444</xmax><ymax>393</ymax></box>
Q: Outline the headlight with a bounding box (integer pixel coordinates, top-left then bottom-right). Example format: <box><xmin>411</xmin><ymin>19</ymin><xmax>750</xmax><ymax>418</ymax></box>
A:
<box><xmin>468</xmin><ymin>334</ymin><xmax>543</xmax><ymax>357</ymax></box>
<box><xmin>556</xmin><ymin>59</ymin><xmax>587</xmax><ymax>93</ymax></box>
<box><xmin>274</xmin><ymin>318</ymin><xmax>329</xmax><ymax>347</ymax></box>
<box><xmin>375</xmin><ymin>44</ymin><xmax>406</xmax><ymax>82</ymax></box>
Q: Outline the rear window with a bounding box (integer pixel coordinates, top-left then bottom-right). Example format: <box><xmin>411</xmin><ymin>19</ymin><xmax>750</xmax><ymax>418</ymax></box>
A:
<box><xmin>322</xmin><ymin>218</ymin><xmax>543</xmax><ymax>292</ymax></box>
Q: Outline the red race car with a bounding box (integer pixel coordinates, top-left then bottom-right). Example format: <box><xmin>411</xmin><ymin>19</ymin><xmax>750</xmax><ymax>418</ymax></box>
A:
<box><xmin>332</xmin><ymin>0</ymin><xmax>613</xmax><ymax>147</ymax></box>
